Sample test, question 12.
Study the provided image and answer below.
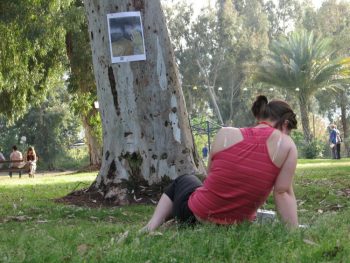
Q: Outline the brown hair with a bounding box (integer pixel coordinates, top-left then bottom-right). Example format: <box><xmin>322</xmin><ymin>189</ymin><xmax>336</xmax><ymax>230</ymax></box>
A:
<box><xmin>27</xmin><ymin>146</ymin><xmax>36</xmax><ymax>156</ymax></box>
<box><xmin>251</xmin><ymin>95</ymin><xmax>297</xmax><ymax>130</ymax></box>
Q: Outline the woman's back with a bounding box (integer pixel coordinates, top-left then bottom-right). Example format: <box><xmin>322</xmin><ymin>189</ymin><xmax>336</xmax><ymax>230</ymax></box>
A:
<box><xmin>188</xmin><ymin>125</ymin><xmax>295</xmax><ymax>224</ymax></box>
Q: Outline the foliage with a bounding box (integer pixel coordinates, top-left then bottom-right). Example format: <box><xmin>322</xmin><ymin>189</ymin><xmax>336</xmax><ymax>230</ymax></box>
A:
<box><xmin>255</xmin><ymin>29</ymin><xmax>350</xmax><ymax>143</ymax></box>
<box><xmin>53</xmin><ymin>146</ymin><xmax>90</xmax><ymax>170</ymax></box>
<box><xmin>0</xmin><ymin>0</ymin><xmax>102</xmax><ymax>165</ymax></box>
<box><xmin>0</xmin><ymin>0</ymin><xmax>72</xmax><ymax>120</ymax></box>
<box><xmin>0</xmin><ymin>86</ymin><xmax>83</xmax><ymax>170</ymax></box>
<box><xmin>164</xmin><ymin>0</ymin><xmax>270</xmax><ymax>126</ymax></box>
<box><xmin>264</xmin><ymin>0</ymin><xmax>302</xmax><ymax>38</ymax></box>
<box><xmin>1</xmin><ymin>159</ymin><xmax>350</xmax><ymax>261</ymax></box>
<box><xmin>302</xmin><ymin>139</ymin><xmax>325</xmax><ymax>159</ymax></box>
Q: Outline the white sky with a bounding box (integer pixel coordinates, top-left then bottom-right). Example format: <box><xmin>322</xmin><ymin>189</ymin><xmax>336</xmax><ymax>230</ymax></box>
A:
<box><xmin>188</xmin><ymin>0</ymin><xmax>325</xmax><ymax>10</ymax></box>
<box><xmin>162</xmin><ymin>0</ymin><xmax>329</xmax><ymax>19</ymax></box>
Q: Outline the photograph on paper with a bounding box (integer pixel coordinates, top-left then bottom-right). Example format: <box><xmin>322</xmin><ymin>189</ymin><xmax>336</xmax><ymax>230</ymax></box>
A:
<box><xmin>107</xmin><ymin>11</ymin><xmax>146</xmax><ymax>63</ymax></box>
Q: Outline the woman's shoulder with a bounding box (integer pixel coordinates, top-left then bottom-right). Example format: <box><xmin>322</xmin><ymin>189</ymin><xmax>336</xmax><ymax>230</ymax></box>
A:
<box><xmin>215</xmin><ymin>127</ymin><xmax>241</xmax><ymax>139</ymax></box>
<box><xmin>211</xmin><ymin>127</ymin><xmax>243</xmax><ymax>155</ymax></box>
<box><xmin>217</xmin><ymin>126</ymin><xmax>240</xmax><ymax>133</ymax></box>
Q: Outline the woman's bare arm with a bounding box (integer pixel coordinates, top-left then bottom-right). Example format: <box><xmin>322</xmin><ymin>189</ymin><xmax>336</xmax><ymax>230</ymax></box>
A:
<box><xmin>273</xmin><ymin>141</ymin><xmax>298</xmax><ymax>228</ymax></box>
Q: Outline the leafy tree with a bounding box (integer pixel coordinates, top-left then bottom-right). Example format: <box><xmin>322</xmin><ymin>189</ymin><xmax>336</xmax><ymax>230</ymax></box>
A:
<box><xmin>0</xmin><ymin>0</ymin><xmax>71</xmax><ymax>119</ymax></box>
<box><xmin>0</xmin><ymin>0</ymin><xmax>102</xmax><ymax>165</ymax></box>
<box><xmin>264</xmin><ymin>0</ymin><xmax>302</xmax><ymax>39</ymax></box>
<box><xmin>306</xmin><ymin>0</ymin><xmax>350</xmax><ymax>156</ymax></box>
<box><xmin>64</xmin><ymin>1</ymin><xmax>102</xmax><ymax>166</ymax></box>
<box><xmin>164</xmin><ymin>1</ymin><xmax>271</xmax><ymax>127</ymax></box>
<box><xmin>216</xmin><ymin>0</ymin><xmax>270</xmax><ymax>126</ymax></box>
<box><xmin>255</xmin><ymin>30</ymin><xmax>350</xmax><ymax>143</ymax></box>
<box><xmin>0</xmin><ymin>86</ymin><xmax>82</xmax><ymax>169</ymax></box>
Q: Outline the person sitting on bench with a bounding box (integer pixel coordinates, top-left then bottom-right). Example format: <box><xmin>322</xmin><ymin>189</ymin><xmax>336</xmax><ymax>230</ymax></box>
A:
<box><xmin>9</xmin><ymin>145</ymin><xmax>23</xmax><ymax>178</ymax></box>
<box><xmin>26</xmin><ymin>146</ymin><xmax>37</xmax><ymax>178</ymax></box>
<box><xmin>0</xmin><ymin>150</ymin><xmax>5</xmax><ymax>169</ymax></box>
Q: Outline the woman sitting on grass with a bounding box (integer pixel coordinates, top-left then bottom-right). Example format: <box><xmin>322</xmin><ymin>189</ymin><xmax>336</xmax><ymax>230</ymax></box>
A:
<box><xmin>144</xmin><ymin>95</ymin><xmax>298</xmax><ymax>231</ymax></box>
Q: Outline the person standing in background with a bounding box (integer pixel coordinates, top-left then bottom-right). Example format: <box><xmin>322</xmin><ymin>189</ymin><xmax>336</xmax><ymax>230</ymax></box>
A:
<box><xmin>334</xmin><ymin>125</ymin><xmax>342</xmax><ymax>159</ymax></box>
<box><xmin>202</xmin><ymin>145</ymin><xmax>208</xmax><ymax>161</ymax></box>
<box><xmin>329</xmin><ymin>125</ymin><xmax>337</xmax><ymax>159</ymax></box>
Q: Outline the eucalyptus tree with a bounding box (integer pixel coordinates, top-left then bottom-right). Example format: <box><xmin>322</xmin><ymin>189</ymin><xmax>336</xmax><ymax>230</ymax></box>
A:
<box><xmin>216</xmin><ymin>0</ymin><xmax>270</xmax><ymax>126</ymax></box>
<box><xmin>263</xmin><ymin>0</ymin><xmax>302</xmax><ymax>39</ymax></box>
<box><xmin>163</xmin><ymin>2</ymin><xmax>209</xmax><ymax>119</ymax></box>
<box><xmin>83</xmin><ymin>0</ymin><xmax>204</xmax><ymax>203</ymax></box>
<box><xmin>255</xmin><ymin>30</ymin><xmax>350</xmax><ymax>143</ymax></box>
<box><xmin>165</xmin><ymin>1</ymin><xmax>270</xmax><ymax>126</ymax></box>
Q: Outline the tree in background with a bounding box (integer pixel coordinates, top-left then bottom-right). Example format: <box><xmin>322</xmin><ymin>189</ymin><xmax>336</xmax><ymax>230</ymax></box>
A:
<box><xmin>216</xmin><ymin>0</ymin><xmax>270</xmax><ymax>126</ymax></box>
<box><xmin>255</xmin><ymin>30</ymin><xmax>350</xmax><ymax>143</ymax></box>
<box><xmin>0</xmin><ymin>0</ymin><xmax>103</xmax><ymax>167</ymax></box>
<box><xmin>164</xmin><ymin>0</ymin><xmax>271</xmax><ymax>127</ymax></box>
<box><xmin>64</xmin><ymin>0</ymin><xmax>102</xmax><ymax>166</ymax></box>
<box><xmin>0</xmin><ymin>86</ymin><xmax>82</xmax><ymax>170</ymax></box>
<box><xmin>0</xmin><ymin>0</ymin><xmax>70</xmax><ymax>119</ymax></box>
<box><xmin>301</xmin><ymin>0</ymin><xmax>350</xmax><ymax>156</ymax></box>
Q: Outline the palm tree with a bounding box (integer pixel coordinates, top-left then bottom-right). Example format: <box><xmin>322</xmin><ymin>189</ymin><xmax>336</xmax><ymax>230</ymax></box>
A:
<box><xmin>255</xmin><ymin>30</ymin><xmax>350</xmax><ymax>143</ymax></box>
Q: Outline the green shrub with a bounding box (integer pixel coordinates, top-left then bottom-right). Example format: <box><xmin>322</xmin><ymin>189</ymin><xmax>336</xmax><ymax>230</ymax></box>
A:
<box><xmin>302</xmin><ymin>140</ymin><xmax>324</xmax><ymax>159</ymax></box>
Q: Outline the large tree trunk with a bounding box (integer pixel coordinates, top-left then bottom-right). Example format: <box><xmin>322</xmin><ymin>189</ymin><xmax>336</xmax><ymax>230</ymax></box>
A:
<box><xmin>298</xmin><ymin>95</ymin><xmax>313</xmax><ymax>143</ymax></box>
<box><xmin>339</xmin><ymin>91</ymin><xmax>350</xmax><ymax>157</ymax></box>
<box><xmin>83</xmin><ymin>0</ymin><xmax>205</xmax><ymax>204</ymax></box>
<box><xmin>82</xmin><ymin>112</ymin><xmax>102</xmax><ymax>167</ymax></box>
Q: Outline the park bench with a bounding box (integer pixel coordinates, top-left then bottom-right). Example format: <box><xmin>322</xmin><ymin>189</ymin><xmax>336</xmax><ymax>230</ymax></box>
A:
<box><xmin>0</xmin><ymin>160</ymin><xmax>29</xmax><ymax>177</ymax></box>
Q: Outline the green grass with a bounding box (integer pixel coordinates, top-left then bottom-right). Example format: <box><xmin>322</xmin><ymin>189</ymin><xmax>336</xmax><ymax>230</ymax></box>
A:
<box><xmin>1</xmin><ymin>159</ymin><xmax>350</xmax><ymax>262</ymax></box>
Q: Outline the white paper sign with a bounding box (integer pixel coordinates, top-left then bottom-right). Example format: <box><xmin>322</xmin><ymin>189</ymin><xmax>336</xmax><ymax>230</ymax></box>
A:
<box><xmin>107</xmin><ymin>11</ymin><xmax>146</xmax><ymax>63</ymax></box>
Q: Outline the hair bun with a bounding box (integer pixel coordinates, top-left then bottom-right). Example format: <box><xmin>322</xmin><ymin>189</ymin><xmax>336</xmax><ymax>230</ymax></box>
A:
<box><xmin>256</xmin><ymin>95</ymin><xmax>268</xmax><ymax>105</ymax></box>
<box><xmin>251</xmin><ymin>95</ymin><xmax>269</xmax><ymax>119</ymax></box>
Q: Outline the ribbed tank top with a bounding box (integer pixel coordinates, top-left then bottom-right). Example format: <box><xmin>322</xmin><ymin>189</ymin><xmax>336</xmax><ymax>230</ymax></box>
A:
<box><xmin>188</xmin><ymin>126</ymin><xmax>281</xmax><ymax>224</ymax></box>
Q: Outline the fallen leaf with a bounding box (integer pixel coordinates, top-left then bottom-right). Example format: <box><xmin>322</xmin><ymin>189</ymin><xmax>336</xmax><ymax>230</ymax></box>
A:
<box><xmin>77</xmin><ymin>244</ymin><xmax>89</xmax><ymax>255</ymax></box>
<box><xmin>133</xmin><ymin>237</ymin><xmax>140</xmax><ymax>245</ymax></box>
<box><xmin>116</xmin><ymin>231</ymin><xmax>129</xmax><ymax>244</ymax></box>
<box><xmin>303</xmin><ymin>239</ymin><xmax>318</xmax><ymax>246</ymax></box>
<box><xmin>148</xmin><ymin>231</ymin><xmax>163</xmax><ymax>236</ymax></box>
<box><xmin>7</xmin><ymin>215</ymin><xmax>32</xmax><ymax>222</ymax></box>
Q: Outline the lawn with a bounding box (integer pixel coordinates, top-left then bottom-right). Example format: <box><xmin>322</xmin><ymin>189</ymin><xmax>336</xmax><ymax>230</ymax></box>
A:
<box><xmin>0</xmin><ymin>159</ymin><xmax>350</xmax><ymax>262</ymax></box>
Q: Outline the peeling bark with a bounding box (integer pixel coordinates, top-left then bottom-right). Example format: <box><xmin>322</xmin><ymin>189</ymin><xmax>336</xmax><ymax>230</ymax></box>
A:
<box><xmin>83</xmin><ymin>0</ymin><xmax>205</xmax><ymax>202</ymax></box>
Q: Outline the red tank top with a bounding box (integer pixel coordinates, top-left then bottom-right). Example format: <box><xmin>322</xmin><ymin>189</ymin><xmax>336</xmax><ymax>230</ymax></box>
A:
<box><xmin>188</xmin><ymin>127</ymin><xmax>281</xmax><ymax>224</ymax></box>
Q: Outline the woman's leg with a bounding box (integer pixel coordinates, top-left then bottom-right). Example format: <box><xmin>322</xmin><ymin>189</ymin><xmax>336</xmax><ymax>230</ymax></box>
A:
<box><xmin>28</xmin><ymin>163</ymin><xmax>32</xmax><ymax>177</ymax></box>
<box><xmin>146</xmin><ymin>193</ymin><xmax>173</xmax><ymax>231</ymax></box>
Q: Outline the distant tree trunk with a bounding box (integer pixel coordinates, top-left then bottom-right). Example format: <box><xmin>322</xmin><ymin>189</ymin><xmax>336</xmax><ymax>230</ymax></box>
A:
<box><xmin>298</xmin><ymin>95</ymin><xmax>312</xmax><ymax>143</ymax></box>
<box><xmin>83</xmin><ymin>0</ymin><xmax>205</xmax><ymax>204</ymax></box>
<box><xmin>207</xmin><ymin>86</ymin><xmax>224</xmax><ymax>125</ymax></box>
<box><xmin>82</xmin><ymin>112</ymin><xmax>102</xmax><ymax>167</ymax></box>
<box><xmin>340</xmin><ymin>91</ymin><xmax>350</xmax><ymax>156</ymax></box>
<box><xmin>228</xmin><ymin>75</ymin><xmax>244</xmax><ymax>126</ymax></box>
